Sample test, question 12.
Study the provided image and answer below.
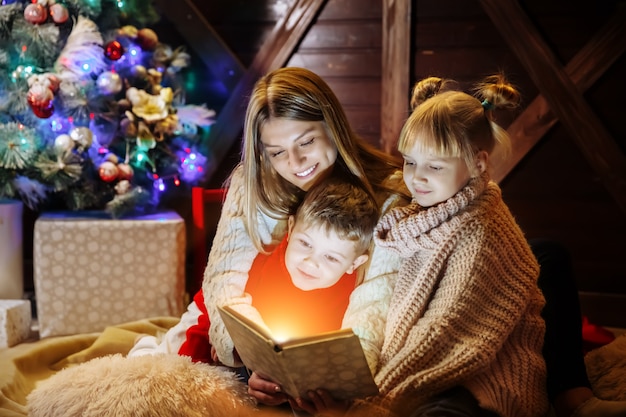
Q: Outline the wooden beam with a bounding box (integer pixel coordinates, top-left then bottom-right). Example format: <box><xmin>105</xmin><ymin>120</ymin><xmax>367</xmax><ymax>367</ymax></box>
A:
<box><xmin>480</xmin><ymin>0</ymin><xmax>626</xmax><ymax>214</ymax></box>
<box><xmin>492</xmin><ymin>7</ymin><xmax>626</xmax><ymax>183</ymax></box>
<box><xmin>153</xmin><ymin>0</ymin><xmax>245</xmax><ymax>92</ymax></box>
<box><xmin>381</xmin><ymin>0</ymin><xmax>412</xmax><ymax>154</ymax></box>
<box><xmin>205</xmin><ymin>0</ymin><xmax>328</xmax><ymax>176</ymax></box>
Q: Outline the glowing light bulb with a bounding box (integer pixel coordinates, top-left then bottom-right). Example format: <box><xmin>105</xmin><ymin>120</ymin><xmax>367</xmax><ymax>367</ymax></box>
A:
<box><xmin>154</xmin><ymin>178</ymin><xmax>165</xmax><ymax>192</ymax></box>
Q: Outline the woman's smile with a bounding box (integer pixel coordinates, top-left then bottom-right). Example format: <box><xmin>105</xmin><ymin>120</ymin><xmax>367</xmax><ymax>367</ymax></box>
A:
<box><xmin>295</xmin><ymin>164</ymin><xmax>317</xmax><ymax>178</ymax></box>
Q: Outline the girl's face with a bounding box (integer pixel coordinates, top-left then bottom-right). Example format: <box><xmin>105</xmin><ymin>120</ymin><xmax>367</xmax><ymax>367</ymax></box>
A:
<box><xmin>260</xmin><ymin>118</ymin><xmax>338</xmax><ymax>191</ymax></box>
<box><xmin>285</xmin><ymin>219</ymin><xmax>368</xmax><ymax>291</ymax></box>
<box><xmin>401</xmin><ymin>142</ymin><xmax>476</xmax><ymax>208</ymax></box>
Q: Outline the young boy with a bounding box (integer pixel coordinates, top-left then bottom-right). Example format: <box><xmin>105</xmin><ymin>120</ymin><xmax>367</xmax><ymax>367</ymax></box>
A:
<box><xmin>128</xmin><ymin>177</ymin><xmax>381</xmax><ymax>370</ymax></box>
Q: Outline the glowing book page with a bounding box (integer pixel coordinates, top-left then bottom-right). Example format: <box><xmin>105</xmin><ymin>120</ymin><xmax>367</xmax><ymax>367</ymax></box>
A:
<box><xmin>218</xmin><ymin>305</ymin><xmax>379</xmax><ymax>400</ymax></box>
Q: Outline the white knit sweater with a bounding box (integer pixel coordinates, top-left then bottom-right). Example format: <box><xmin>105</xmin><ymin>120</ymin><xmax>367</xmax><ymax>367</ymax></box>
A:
<box><xmin>202</xmin><ymin>166</ymin><xmax>406</xmax><ymax>372</ymax></box>
<box><xmin>354</xmin><ymin>173</ymin><xmax>548</xmax><ymax>417</ymax></box>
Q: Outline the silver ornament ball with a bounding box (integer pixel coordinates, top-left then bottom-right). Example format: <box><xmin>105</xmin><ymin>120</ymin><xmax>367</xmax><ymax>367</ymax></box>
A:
<box><xmin>96</xmin><ymin>71</ymin><xmax>123</xmax><ymax>95</ymax></box>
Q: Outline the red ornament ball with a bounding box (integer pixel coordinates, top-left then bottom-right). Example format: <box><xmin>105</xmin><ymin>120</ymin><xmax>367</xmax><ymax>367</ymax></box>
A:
<box><xmin>27</xmin><ymin>95</ymin><xmax>54</xmax><ymax>118</ymax></box>
<box><xmin>24</xmin><ymin>3</ymin><xmax>48</xmax><ymax>24</ymax></box>
<box><xmin>49</xmin><ymin>3</ymin><xmax>69</xmax><ymax>24</ymax></box>
<box><xmin>98</xmin><ymin>161</ymin><xmax>119</xmax><ymax>182</ymax></box>
<box><xmin>116</xmin><ymin>163</ymin><xmax>134</xmax><ymax>181</ymax></box>
<box><xmin>104</xmin><ymin>41</ymin><xmax>125</xmax><ymax>61</ymax></box>
<box><xmin>137</xmin><ymin>28</ymin><xmax>159</xmax><ymax>50</ymax></box>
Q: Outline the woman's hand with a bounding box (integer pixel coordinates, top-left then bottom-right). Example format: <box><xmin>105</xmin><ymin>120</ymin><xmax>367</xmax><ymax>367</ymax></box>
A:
<box><xmin>289</xmin><ymin>389</ymin><xmax>351</xmax><ymax>416</ymax></box>
<box><xmin>247</xmin><ymin>371</ymin><xmax>289</xmax><ymax>406</ymax></box>
<box><xmin>210</xmin><ymin>346</ymin><xmax>242</xmax><ymax>366</ymax></box>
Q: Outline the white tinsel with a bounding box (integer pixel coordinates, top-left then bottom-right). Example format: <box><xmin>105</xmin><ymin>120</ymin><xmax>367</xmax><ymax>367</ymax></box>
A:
<box><xmin>54</xmin><ymin>16</ymin><xmax>106</xmax><ymax>81</ymax></box>
<box><xmin>0</xmin><ymin>3</ymin><xmax>21</xmax><ymax>35</ymax></box>
<box><xmin>12</xmin><ymin>176</ymin><xmax>49</xmax><ymax>209</ymax></box>
<box><xmin>175</xmin><ymin>105</ymin><xmax>216</xmax><ymax>127</ymax></box>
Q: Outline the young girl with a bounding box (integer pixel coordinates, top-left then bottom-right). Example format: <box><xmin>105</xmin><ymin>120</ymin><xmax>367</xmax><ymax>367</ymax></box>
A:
<box><xmin>350</xmin><ymin>75</ymin><xmax>548</xmax><ymax>417</ymax></box>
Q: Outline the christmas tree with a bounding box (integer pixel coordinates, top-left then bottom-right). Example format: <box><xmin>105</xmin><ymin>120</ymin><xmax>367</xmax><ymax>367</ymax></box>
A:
<box><xmin>0</xmin><ymin>0</ymin><xmax>214</xmax><ymax>217</ymax></box>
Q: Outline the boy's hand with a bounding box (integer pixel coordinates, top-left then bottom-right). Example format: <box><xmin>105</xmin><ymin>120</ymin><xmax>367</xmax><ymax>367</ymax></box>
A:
<box><xmin>248</xmin><ymin>371</ymin><xmax>289</xmax><ymax>406</ymax></box>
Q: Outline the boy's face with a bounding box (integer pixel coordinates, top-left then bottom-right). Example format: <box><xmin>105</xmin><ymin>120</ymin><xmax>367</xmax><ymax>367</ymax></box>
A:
<box><xmin>285</xmin><ymin>219</ymin><xmax>368</xmax><ymax>291</ymax></box>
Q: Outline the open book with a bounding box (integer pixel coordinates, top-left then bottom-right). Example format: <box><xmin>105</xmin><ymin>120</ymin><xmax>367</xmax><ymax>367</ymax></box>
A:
<box><xmin>218</xmin><ymin>305</ymin><xmax>379</xmax><ymax>400</ymax></box>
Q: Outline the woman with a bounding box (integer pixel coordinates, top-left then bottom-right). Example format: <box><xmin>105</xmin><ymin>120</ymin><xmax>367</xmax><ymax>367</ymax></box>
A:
<box><xmin>201</xmin><ymin>66</ymin><xmax>408</xmax><ymax>384</ymax></box>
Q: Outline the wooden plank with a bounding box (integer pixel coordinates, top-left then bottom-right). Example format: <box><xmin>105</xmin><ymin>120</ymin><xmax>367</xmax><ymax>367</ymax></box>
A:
<box><xmin>345</xmin><ymin>106</ymin><xmax>382</xmax><ymax>135</ymax></box>
<box><xmin>480</xmin><ymin>0</ymin><xmax>626</xmax><ymax>214</ymax></box>
<box><xmin>189</xmin><ymin>0</ymin><xmax>296</xmax><ymax>23</ymax></box>
<box><xmin>153</xmin><ymin>0</ymin><xmax>245</xmax><ymax>92</ymax></box>
<box><xmin>300</xmin><ymin>22</ymin><xmax>383</xmax><ymax>49</ymax></box>
<box><xmin>193</xmin><ymin>0</ymin><xmax>380</xmax><ymax>22</ymax></box>
<box><xmin>218</xmin><ymin>22</ymin><xmax>383</xmax><ymax>52</ymax></box>
<box><xmin>205</xmin><ymin>0</ymin><xmax>328</xmax><ymax>176</ymax></box>
<box><xmin>215</xmin><ymin>19</ymin><xmax>382</xmax><ymax>52</ymax></box>
<box><xmin>288</xmin><ymin>52</ymin><xmax>382</xmax><ymax>77</ymax></box>
<box><xmin>326</xmin><ymin>78</ymin><xmax>383</xmax><ymax>106</ymax></box>
<box><xmin>492</xmin><ymin>7</ymin><xmax>626</xmax><ymax>183</ymax></box>
<box><xmin>208</xmin><ymin>24</ymin><xmax>275</xmax><ymax>63</ymax></box>
<box><xmin>415</xmin><ymin>16</ymin><xmax>599</xmax><ymax>49</ymax></box>
<box><xmin>318</xmin><ymin>0</ymin><xmax>381</xmax><ymax>20</ymax></box>
<box><xmin>413</xmin><ymin>47</ymin><xmax>526</xmax><ymax>79</ymax></box>
<box><xmin>380</xmin><ymin>0</ymin><xmax>411</xmax><ymax>154</ymax></box>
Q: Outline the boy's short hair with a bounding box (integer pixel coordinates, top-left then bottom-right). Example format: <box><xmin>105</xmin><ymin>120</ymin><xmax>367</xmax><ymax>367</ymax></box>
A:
<box><xmin>294</xmin><ymin>178</ymin><xmax>380</xmax><ymax>255</ymax></box>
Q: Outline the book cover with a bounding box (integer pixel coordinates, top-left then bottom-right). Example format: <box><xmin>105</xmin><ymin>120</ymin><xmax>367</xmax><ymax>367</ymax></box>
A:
<box><xmin>218</xmin><ymin>305</ymin><xmax>379</xmax><ymax>400</ymax></box>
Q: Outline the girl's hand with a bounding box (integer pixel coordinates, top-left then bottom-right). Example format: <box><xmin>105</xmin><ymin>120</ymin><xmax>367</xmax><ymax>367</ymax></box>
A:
<box><xmin>289</xmin><ymin>389</ymin><xmax>351</xmax><ymax>416</ymax></box>
<box><xmin>247</xmin><ymin>371</ymin><xmax>289</xmax><ymax>406</ymax></box>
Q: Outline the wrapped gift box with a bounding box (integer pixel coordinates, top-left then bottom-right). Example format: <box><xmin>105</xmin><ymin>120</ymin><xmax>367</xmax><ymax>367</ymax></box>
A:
<box><xmin>34</xmin><ymin>211</ymin><xmax>186</xmax><ymax>338</ymax></box>
<box><xmin>0</xmin><ymin>299</ymin><xmax>32</xmax><ymax>347</ymax></box>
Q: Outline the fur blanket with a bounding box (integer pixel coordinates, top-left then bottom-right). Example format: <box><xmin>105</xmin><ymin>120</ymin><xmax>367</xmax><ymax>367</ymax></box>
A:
<box><xmin>2</xmin><ymin>318</ymin><xmax>625</xmax><ymax>417</ymax></box>
<box><xmin>27</xmin><ymin>354</ymin><xmax>256</xmax><ymax>417</ymax></box>
<box><xmin>0</xmin><ymin>317</ymin><xmax>180</xmax><ymax>417</ymax></box>
<box><xmin>585</xmin><ymin>333</ymin><xmax>626</xmax><ymax>401</ymax></box>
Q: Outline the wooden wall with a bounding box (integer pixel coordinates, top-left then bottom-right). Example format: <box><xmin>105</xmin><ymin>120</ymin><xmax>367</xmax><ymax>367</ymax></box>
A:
<box><xmin>155</xmin><ymin>0</ymin><xmax>626</xmax><ymax>326</ymax></box>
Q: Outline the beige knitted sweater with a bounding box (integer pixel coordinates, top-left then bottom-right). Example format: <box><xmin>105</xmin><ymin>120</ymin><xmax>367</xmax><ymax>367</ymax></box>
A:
<box><xmin>353</xmin><ymin>173</ymin><xmax>548</xmax><ymax>417</ymax></box>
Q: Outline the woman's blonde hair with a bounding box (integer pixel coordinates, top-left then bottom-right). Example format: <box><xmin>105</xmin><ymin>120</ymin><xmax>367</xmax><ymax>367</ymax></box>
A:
<box><xmin>400</xmin><ymin>74</ymin><xmax>520</xmax><ymax>173</ymax></box>
<box><xmin>237</xmin><ymin>67</ymin><xmax>402</xmax><ymax>252</ymax></box>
